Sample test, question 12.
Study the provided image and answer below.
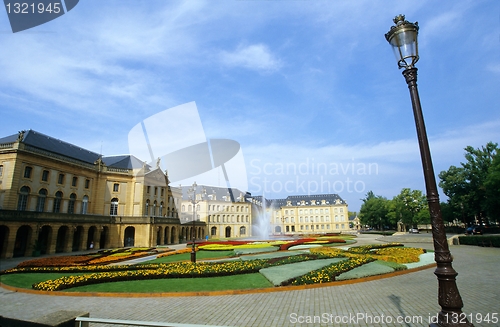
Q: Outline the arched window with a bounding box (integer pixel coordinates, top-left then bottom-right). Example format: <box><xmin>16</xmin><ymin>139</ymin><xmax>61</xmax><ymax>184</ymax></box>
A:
<box><xmin>153</xmin><ymin>201</ymin><xmax>157</xmax><ymax>216</ymax></box>
<box><xmin>159</xmin><ymin>202</ymin><xmax>164</xmax><ymax>216</ymax></box>
<box><xmin>240</xmin><ymin>226</ymin><xmax>246</xmax><ymax>235</ymax></box>
<box><xmin>110</xmin><ymin>198</ymin><xmax>119</xmax><ymax>216</ymax></box>
<box><xmin>181</xmin><ymin>205</ymin><xmax>185</xmax><ymax>212</ymax></box>
<box><xmin>17</xmin><ymin>186</ymin><xmax>30</xmax><ymax>211</ymax></box>
<box><xmin>53</xmin><ymin>191</ymin><xmax>63</xmax><ymax>213</ymax></box>
<box><xmin>68</xmin><ymin>193</ymin><xmax>76</xmax><ymax>214</ymax></box>
<box><xmin>36</xmin><ymin>188</ymin><xmax>47</xmax><ymax>212</ymax></box>
<box><xmin>81</xmin><ymin>195</ymin><xmax>89</xmax><ymax>214</ymax></box>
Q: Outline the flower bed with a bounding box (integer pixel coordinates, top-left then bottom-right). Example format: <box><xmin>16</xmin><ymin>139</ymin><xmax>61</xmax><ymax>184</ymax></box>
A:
<box><xmin>31</xmin><ymin>254</ymin><xmax>330</xmax><ymax>291</ymax></box>
<box><xmin>290</xmin><ymin>257</ymin><xmax>375</xmax><ymax>285</ymax></box>
<box><xmin>347</xmin><ymin>242</ymin><xmax>403</xmax><ymax>254</ymax></box>
<box><xmin>373</xmin><ymin>247</ymin><xmax>424</xmax><ymax>264</ymax></box>
<box><xmin>15</xmin><ymin>255</ymin><xmax>95</xmax><ymax>268</ymax></box>
<box><xmin>1</xmin><ymin>242</ymin><xmax>429</xmax><ymax>292</ymax></box>
<box><xmin>156</xmin><ymin>248</ymin><xmax>193</xmax><ymax>258</ymax></box>
<box><xmin>7</xmin><ymin>248</ymin><xmax>158</xmax><ymax>270</ymax></box>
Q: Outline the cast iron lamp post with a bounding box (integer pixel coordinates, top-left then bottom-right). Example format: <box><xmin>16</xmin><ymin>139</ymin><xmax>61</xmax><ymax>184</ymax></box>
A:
<box><xmin>385</xmin><ymin>15</ymin><xmax>472</xmax><ymax>327</ymax></box>
<box><xmin>187</xmin><ymin>182</ymin><xmax>199</xmax><ymax>263</ymax></box>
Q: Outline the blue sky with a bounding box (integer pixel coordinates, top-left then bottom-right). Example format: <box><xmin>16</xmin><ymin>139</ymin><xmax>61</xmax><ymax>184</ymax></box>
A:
<box><xmin>1</xmin><ymin>0</ymin><xmax>499</xmax><ymax>212</ymax></box>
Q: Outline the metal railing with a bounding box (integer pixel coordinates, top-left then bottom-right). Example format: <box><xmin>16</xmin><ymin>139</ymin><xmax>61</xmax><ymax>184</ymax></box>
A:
<box><xmin>75</xmin><ymin>316</ymin><xmax>233</xmax><ymax>327</ymax></box>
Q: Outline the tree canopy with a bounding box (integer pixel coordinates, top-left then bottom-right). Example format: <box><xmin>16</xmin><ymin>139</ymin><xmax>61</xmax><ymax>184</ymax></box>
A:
<box><xmin>359</xmin><ymin>189</ymin><xmax>430</xmax><ymax>231</ymax></box>
<box><xmin>438</xmin><ymin>142</ymin><xmax>498</xmax><ymax>224</ymax></box>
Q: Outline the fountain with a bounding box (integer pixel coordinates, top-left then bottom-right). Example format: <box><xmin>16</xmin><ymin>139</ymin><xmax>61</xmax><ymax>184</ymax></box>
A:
<box><xmin>251</xmin><ymin>196</ymin><xmax>273</xmax><ymax>240</ymax></box>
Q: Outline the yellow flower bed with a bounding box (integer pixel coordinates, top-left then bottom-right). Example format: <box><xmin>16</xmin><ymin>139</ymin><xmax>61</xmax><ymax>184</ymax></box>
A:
<box><xmin>156</xmin><ymin>248</ymin><xmax>194</xmax><ymax>258</ymax></box>
<box><xmin>373</xmin><ymin>247</ymin><xmax>424</xmax><ymax>264</ymax></box>
<box><xmin>198</xmin><ymin>243</ymin><xmax>281</xmax><ymax>251</ymax></box>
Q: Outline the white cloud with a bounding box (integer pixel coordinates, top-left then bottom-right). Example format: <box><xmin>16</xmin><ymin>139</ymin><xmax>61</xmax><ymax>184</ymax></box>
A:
<box><xmin>220</xmin><ymin>44</ymin><xmax>282</xmax><ymax>73</ymax></box>
<box><xmin>486</xmin><ymin>63</ymin><xmax>500</xmax><ymax>74</ymax></box>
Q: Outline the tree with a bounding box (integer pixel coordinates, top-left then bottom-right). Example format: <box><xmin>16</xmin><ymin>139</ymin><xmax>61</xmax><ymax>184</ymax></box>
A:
<box><xmin>484</xmin><ymin>151</ymin><xmax>500</xmax><ymax>222</ymax></box>
<box><xmin>359</xmin><ymin>191</ymin><xmax>390</xmax><ymax>230</ymax></box>
<box><xmin>439</xmin><ymin>142</ymin><xmax>498</xmax><ymax>225</ymax></box>
<box><xmin>390</xmin><ymin>188</ymin><xmax>427</xmax><ymax>231</ymax></box>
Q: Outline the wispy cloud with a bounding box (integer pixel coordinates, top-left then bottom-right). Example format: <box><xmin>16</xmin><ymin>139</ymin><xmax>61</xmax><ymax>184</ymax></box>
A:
<box><xmin>220</xmin><ymin>44</ymin><xmax>282</xmax><ymax>73</ymax></box>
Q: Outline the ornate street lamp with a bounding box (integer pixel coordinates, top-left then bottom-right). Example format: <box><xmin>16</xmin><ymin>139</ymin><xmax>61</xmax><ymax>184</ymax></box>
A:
<box><xmin>385</xmin><ymin>15</ymin><xmax>473</xmax><ymax>327</ymax></box>
<box><xmin>187</xmin><ymin>182</ymin><xmax>198</xmax><ymax>263</ymax></box>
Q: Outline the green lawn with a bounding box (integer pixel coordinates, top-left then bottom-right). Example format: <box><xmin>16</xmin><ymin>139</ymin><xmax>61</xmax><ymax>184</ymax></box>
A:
<box><xmin>144</xmin><ymin>250</ymin><xmax>235</xmax><ymax>264</ymax></box>
<box><xmin>63</xmin><ymin>273</ymin><xmax>272</xmax><ymax>293</ymax></box>
<box><xmin>0</xmin><ymin>273</ymin><xmax>80</xmax><ymax>289</ymax></box>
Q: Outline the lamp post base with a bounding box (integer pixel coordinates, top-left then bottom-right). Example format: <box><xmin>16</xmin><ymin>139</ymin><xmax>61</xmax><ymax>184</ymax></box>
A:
<box><xmin>190</xmin><ymin>251</ymin><xmax>196</xmax><ymax>263</ymax></box>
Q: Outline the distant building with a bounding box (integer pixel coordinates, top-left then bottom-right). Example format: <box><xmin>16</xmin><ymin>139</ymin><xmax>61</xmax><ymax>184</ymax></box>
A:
<box><xmin>179</xmin><ymin>185</ymin><xmax>252</xmax><ymax>239</ymax></box>
<box><xmin>349</xmin><ymin>214</ymin><xmax>361</xmax><ymax>230</ymax></box>
<box><xmin>266</xmin><ymin>194</ymin><xmax>349</xmax><ymax>235</ymax></box>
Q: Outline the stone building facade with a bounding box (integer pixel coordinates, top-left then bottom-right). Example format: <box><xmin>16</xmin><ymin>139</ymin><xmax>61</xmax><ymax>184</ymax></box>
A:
<box><xmin>269</xmin><ymin>194</ymin><xmax>350</xmax><ymax>235</ymax></box>
<box><xmin>0</xmin><ymin>130</ymin><xmax>197</xmax><ymax>259</ymax></box>
<box><xmin>179</xmin><ymin>185</ymin><xmax>252</xmax><ymax>239</ymax></box>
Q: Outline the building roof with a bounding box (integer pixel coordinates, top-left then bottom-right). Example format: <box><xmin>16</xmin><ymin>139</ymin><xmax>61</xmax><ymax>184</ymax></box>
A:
<box><xmin>102</xmin><ymin>155</ymin><xmax>146</xmax><ymax>169</ymax></box>
<box><xmin>0</xmin><ymin>130</ymin><xmax>143</xmax><ymax>170</ymax></box>
<box><xmin>19</xmin><ymin>130</ymin><xmax>101</xmax><ymax>164</ymax></box>
<box><xmin>268</xmin><ymin>194</ymin><xmax>346</xmax><ymax>208</ymax></box>
<box><xmin>180</xmin><ymin>185</ymin><xmax>247</xmax><ymax>202</ymax></box>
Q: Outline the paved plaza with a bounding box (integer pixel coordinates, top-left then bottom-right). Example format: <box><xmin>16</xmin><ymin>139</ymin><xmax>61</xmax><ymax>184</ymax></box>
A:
<box><xmin>0</xmin><ymin>234</ymin><xmax>499</xmax><ymax>327</ymax></box>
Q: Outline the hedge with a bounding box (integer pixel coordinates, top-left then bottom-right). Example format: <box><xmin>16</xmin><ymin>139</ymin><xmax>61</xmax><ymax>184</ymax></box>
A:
<box><xmin>458</xmin><ymin>236</ymin><xmax>500</xmax><ymax>247</ymax></box>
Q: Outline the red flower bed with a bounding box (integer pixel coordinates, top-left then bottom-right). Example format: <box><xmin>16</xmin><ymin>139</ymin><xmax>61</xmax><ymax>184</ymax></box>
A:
<box><xmin>323</xmin><ymin>238</ymin><xmax>347</xmax><ymax>244</ymax></box>
<box><xmin>278</xmin><ymin>238</ymin><xmax>346</xmax><ymax>251</ymax></box>
<box><xmin>16</xmin><ymin>255</ymin><xmax>95</xmax><ymax>268</ymax></box>
<box><xmin>279</xmin><ymin>238</ymin><xmax>316</xmax><ymax>251</ymax></box>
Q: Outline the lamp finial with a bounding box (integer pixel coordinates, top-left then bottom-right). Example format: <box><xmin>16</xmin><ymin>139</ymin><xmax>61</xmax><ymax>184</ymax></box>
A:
<box><xmin>393</xmin><ymin>14</ymin><xmax>405</xmax><ymax>25</ymax></box>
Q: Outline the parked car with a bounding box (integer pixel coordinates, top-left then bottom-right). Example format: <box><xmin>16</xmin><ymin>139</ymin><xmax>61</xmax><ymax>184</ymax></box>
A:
<box><xmin>465</xmin><ymin>225</ymin><xmax>484</xmax><ymax>235</ymax></box>
<box><xmin>409</xmin><ymin>228</ymin><xmax>419</xmax><ymax>234</ymax></box>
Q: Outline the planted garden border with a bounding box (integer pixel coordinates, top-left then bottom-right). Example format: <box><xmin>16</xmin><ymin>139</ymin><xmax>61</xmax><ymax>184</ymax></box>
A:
<box><xmin>0</xmin><ymin>241</ymin><xmax>429</xmax><ymax>293</ymax></box>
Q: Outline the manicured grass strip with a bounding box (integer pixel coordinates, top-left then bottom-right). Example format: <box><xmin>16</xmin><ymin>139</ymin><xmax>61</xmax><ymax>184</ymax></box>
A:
<box><xmin>239</xmin><ymin>251</ymin><xmax>307</xmax><ymax>261</ymax></box>
<box><xmin>144</xmin><ymin>250</ymin><xmax>235</xmax><ymax>264</ymax></box>
<box><xmin>335</xmin><ymin>261</ymin><xmax>394</xmax><ymax>281</ymax></box>
<box><xmin>0</xmin><ymin>273</ymin><xmax>83</xmax><ymax>289</ymax></box>
<box><xmin>234</xmin><ymin>247</ymin><xmax>278</xmax><ymax>255</ymax></box>
<box><xmin>260</xmin><ymin>258</ymin><xmax>346</xmax><ymax>286</ymax></box>
<box><xmin>290</xmin><ymin>257</ymin><xmax>375</xmax><ymax>285</ymax></box>
<box><xmin>64</xmin><ymin>273</ymin><xmax>273</xmax><ymax>293</ymax></box>
<box><xmin>403</xmin><ymin>252</ymin><xmax>435</xmax><ymax>269</ymax></box>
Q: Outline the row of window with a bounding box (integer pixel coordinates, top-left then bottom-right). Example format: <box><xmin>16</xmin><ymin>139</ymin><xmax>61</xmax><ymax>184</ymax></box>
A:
<box><xmin>282</xmin><ymin>223</ymin><xmax>347</xmax><ymax>232</ymax></box>
<box><xmin>282</xmin><ymin>207</ymin><xmax>344</xmax><ymax>215</ymax></box>
<box><xmin>210</xmin><ymin>226</ymin><xmax>247</xmax><ymax>236</ymax></box>
<box><xmin>109</xmin><ymin>198</ymin><xmax>178</xmax><ymax>218</ymax></box>
<box><xmin>17</xmin><ymin>186</ymin><xmax>89</xmax><ymax>214</ymax></box>
<box><xmin>278</xmin><ymin>215</ymin><xmax>346</xmax><ymax>223</ymax></box>
<box><xmin>181</xmin><ymin>204</ymin><xmax>249</xmax><ymax>213</ymax></box>
<box><xmin>207</xmin><ymin>215</ymin><xmax>250</xmax><ymax>223</ymax></box>
<box><xmin>23</xmin><ymin>165</ymin><xmax>90</xmax><ymax>189</ymax></box>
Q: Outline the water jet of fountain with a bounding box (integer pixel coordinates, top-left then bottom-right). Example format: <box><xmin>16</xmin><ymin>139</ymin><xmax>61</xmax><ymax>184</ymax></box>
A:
<box><xmin>252</xmin><ymin>196</ymin><xmax>273</xmax><ymax>240</ymax></box>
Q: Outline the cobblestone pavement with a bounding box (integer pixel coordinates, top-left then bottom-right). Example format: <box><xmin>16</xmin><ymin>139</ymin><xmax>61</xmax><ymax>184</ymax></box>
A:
<box><xmin>1</xmin><ymin>234</ymin><xmax>499</xmax><ymax>327</ymax></box>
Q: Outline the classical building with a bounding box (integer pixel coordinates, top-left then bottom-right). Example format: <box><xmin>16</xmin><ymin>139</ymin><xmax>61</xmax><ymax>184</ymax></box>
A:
<box><xmin>267</xmin><ymin>194</ymin><xmax>349</xmax><ymax>235</ymax></box>
<box><xmin>179</xmin><ymin>185</ymin><xmax>252</xmax><ymax>239</ymax></box>
<box><xmin>0</xmin><ymin>130</ymin><xmax>353</xmax><ymax>259</ymax></box>
<box><xmin>0</xmin><ymin>130</ymin><xmax>197</xmax><ymax>259</ymax></box>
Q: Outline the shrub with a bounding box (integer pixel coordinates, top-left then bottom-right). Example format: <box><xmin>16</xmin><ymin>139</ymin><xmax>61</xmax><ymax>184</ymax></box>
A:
<box><xmin>458</xmin><ymin>236</ymin><xmax>500</xmax><ymax>247</ymax></box>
